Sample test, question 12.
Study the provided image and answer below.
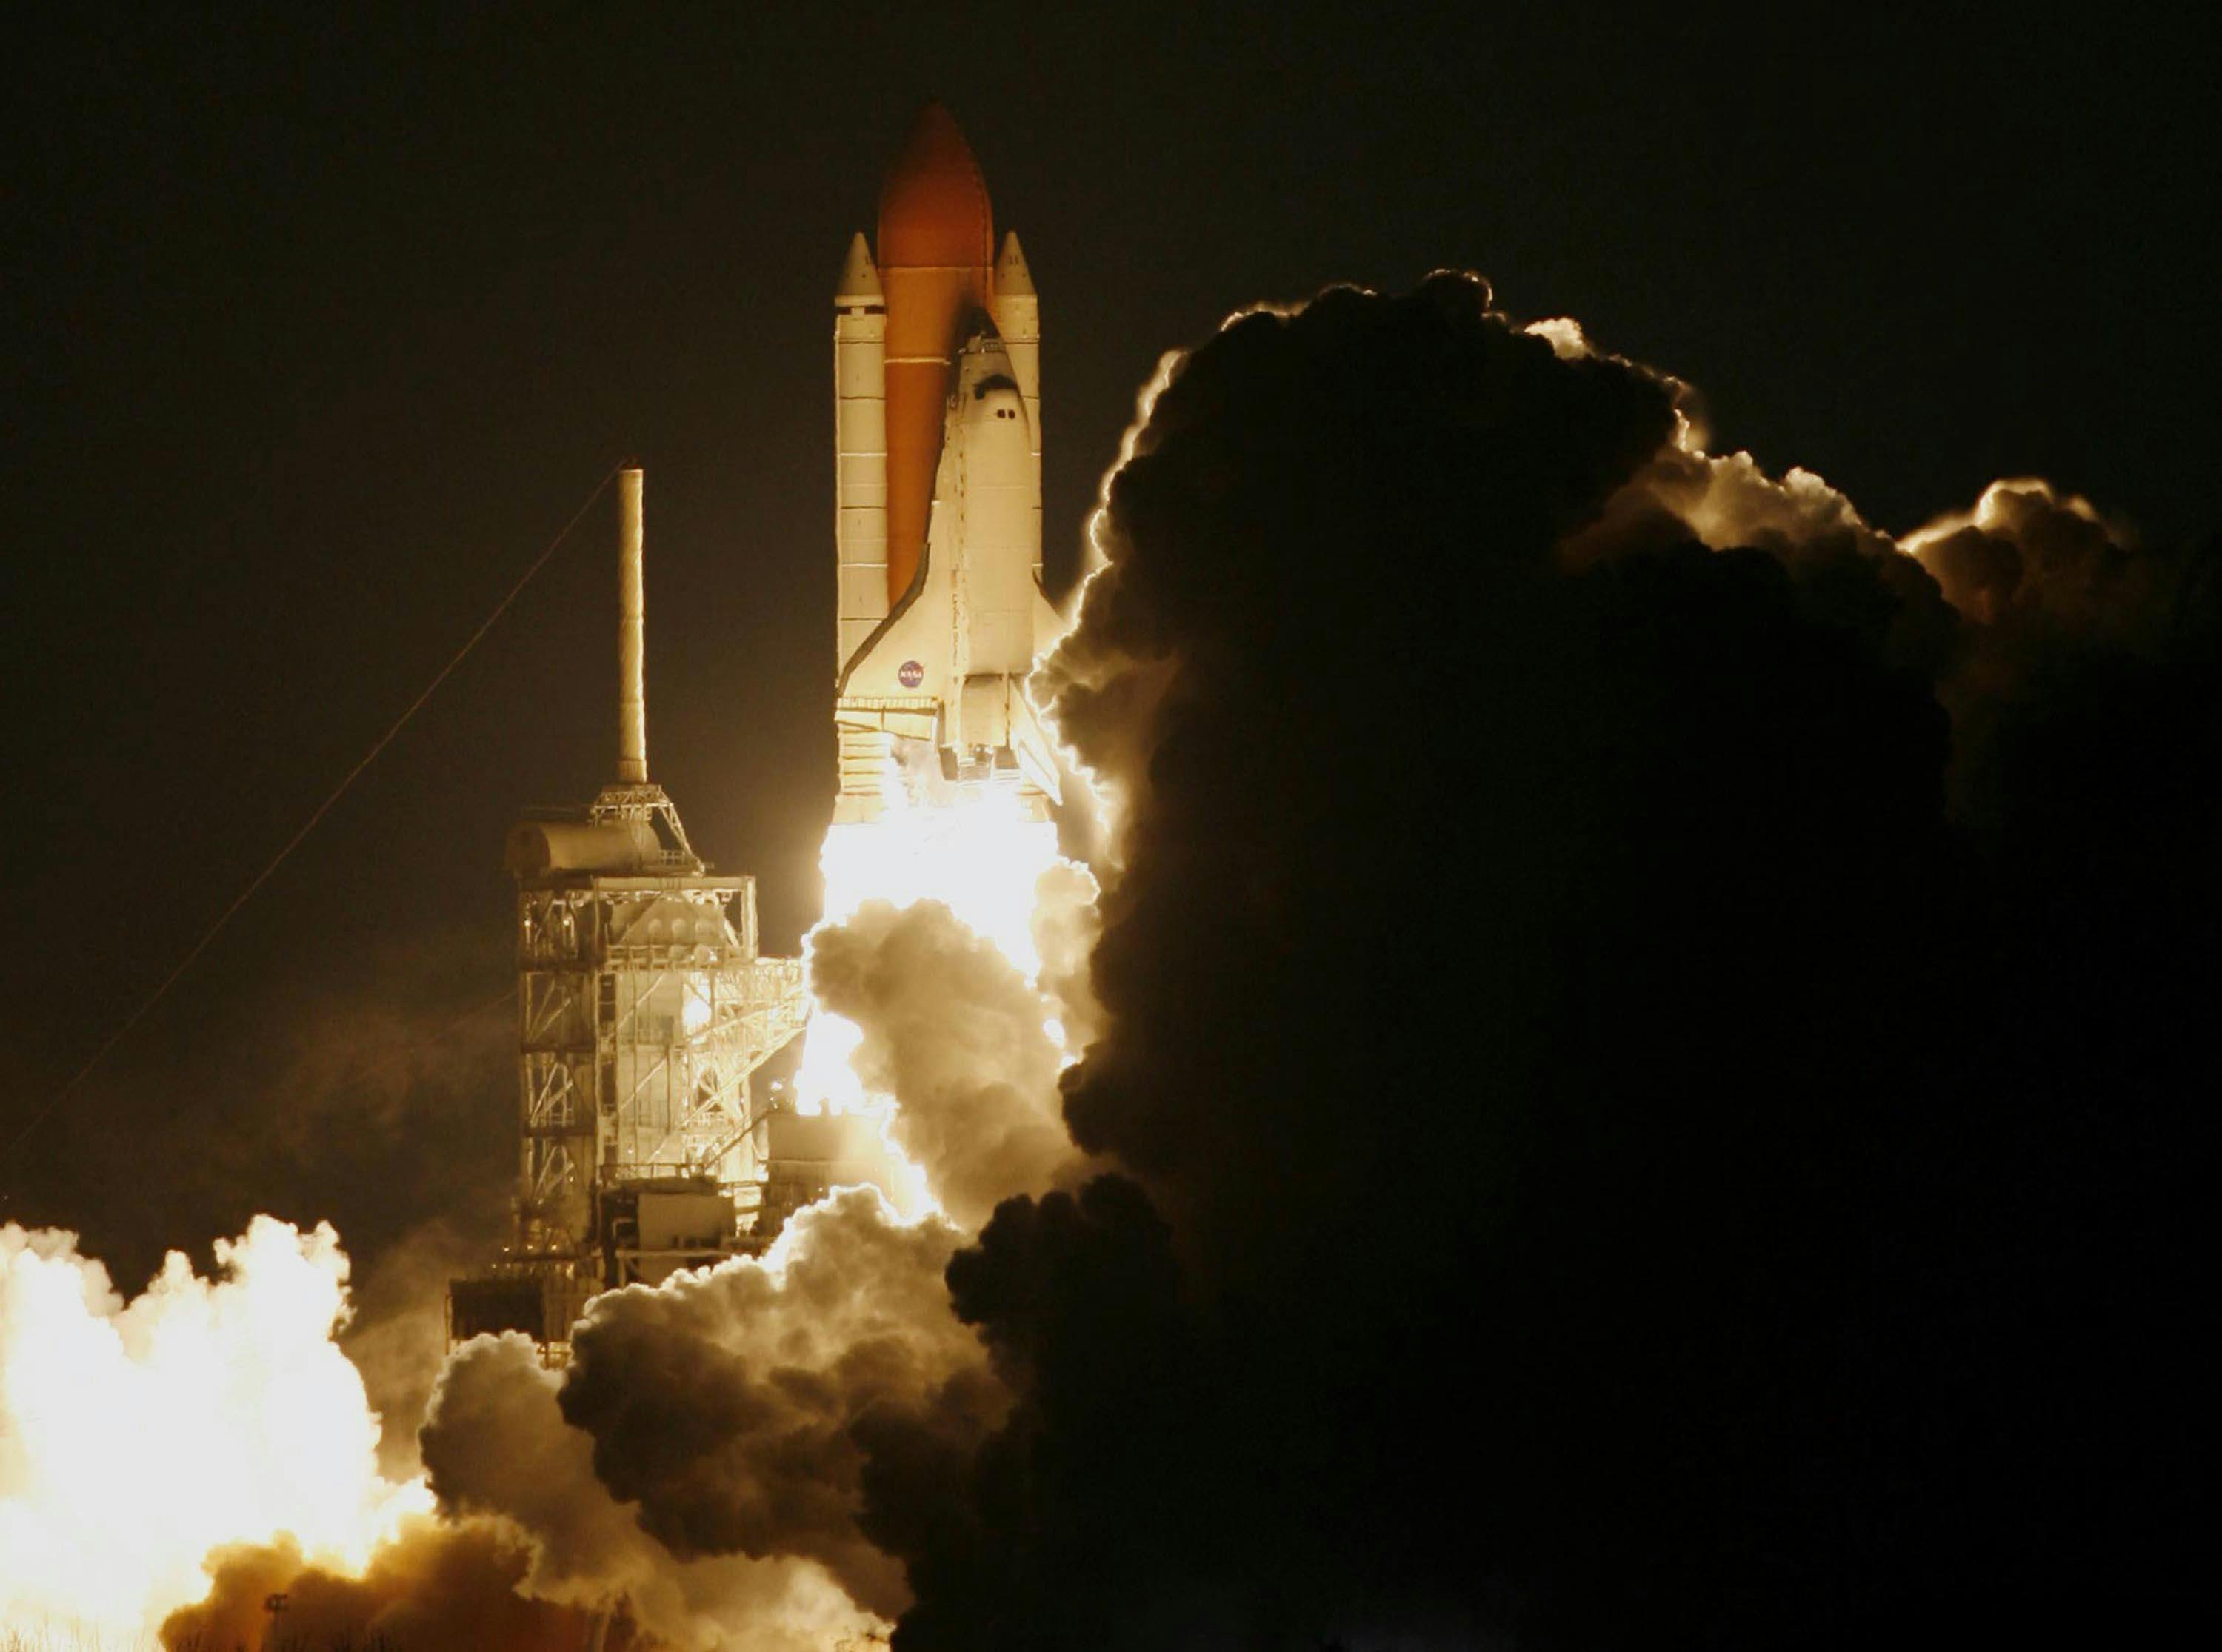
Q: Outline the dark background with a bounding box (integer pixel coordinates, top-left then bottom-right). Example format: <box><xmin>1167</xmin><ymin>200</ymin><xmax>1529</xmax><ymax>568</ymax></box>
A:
<box><xmin>3</xmin><ymin>3</ymin><xmax>2215</xmax><ymax>1282</ymax></box>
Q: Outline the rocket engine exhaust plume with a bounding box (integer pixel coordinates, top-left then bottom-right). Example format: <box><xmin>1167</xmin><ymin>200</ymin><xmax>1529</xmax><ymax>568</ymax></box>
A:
<box><xmin>0</xmin><ymin>1217</ymin><xmax>427</xmax><ymax>1637</ymax></box>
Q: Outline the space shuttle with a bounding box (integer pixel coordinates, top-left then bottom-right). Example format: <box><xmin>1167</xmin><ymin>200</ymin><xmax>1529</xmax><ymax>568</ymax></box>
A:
<box><xmin>831</xmin><ymin>102</ymin><xmax>1064</xmax><ymax>822</ymax></box>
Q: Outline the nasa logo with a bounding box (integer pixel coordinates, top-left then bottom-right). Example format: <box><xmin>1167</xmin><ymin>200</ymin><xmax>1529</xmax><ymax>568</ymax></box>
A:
<box><xmin>898</xmin><ymin>660</ymin><xmax>925</xmax><ymax>689</ymax></box>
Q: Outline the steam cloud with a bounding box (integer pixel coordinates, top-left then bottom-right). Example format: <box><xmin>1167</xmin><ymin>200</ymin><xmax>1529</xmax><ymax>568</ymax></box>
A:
<box><xmin>9</xmin><ymin>274</ymin><xmax>2209</xmax><ymax>1648</ymax></box>
<box><xmin>161</xmin><ymin>1516</ymin><xmax>600</xmax><ymax>1651</ymax></box>
<box><xmin>810</xmin><ymin>899</ymin><xmax>1081</xmax><ymax>1228</ymax></box>
<box><xmin>420</xmin><ymin>1324</ymin><xmax>878</xmax><ymax>1649</ymax></box>
<box><xmin>0</xmin><ymin>1217</ymin><xmax>424</xmax><ymax>1634</ymax></box>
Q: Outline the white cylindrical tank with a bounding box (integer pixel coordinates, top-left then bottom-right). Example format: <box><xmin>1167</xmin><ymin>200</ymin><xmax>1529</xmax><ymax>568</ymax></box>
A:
<box><xmin>504</xmin><ymin>819</ymin><xmax>659</xmax><ymax>877</ymax></box>
<box><xmin>835</xmin><ymin>232</ymin><xmax>889</xmax><ymax>668</ymax></box>
<box><xmin>618</xmin><ymin>466</ymin><xmax>647</xmax><ymax>784</ymax></box>
<box><xmin>990</xmin><ymin>231</ymin><xmax>1042</xmax><ymax>583</ymax></box>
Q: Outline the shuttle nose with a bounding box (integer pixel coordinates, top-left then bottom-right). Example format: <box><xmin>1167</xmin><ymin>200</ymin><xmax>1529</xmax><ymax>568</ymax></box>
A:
<box><xmin>877</xmin><ymin>101</ymin><xmax>993</xmax><ymax>271</ymax></box>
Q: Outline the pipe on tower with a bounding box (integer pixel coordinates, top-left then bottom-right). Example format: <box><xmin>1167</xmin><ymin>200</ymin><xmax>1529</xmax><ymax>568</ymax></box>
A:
<box><xmin>618</xmin><ymin>466</ymin><xmax>647</xmax><ymax>784</ymax></box>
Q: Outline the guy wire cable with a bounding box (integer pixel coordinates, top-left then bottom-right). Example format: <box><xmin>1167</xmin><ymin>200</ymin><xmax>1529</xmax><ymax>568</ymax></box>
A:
<box><xmin>0</xmin><ymin>459</ymin><xmax>628</xmax><ymax>1181</ymax></box>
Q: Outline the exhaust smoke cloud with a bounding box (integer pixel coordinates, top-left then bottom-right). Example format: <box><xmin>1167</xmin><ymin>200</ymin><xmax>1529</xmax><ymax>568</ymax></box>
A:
<box><xmin>0</xmin><ymin>1217</ymin><xmax>427</xmax><ymax>1636</ymax></box>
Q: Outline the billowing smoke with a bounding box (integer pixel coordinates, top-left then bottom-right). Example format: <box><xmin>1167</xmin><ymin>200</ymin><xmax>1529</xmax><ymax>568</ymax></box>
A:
<box><xmin>419</xmin><ymin>1191</ymin><xmax>989</xmax><ymax>1646</ymax></box>
<box><xmin>342</xmin><ymin>1213</ymin><xmax>507</xmax><ymax>1479</ymax></box>
<box><xmin>1909</xmin><ymin>476</ymin><xmax>2155</xmax><ymax>630</ymax></box>
<box><xmin>161</xmin><ymin>1516</ymin><xmax>605</xmax><ymax>1651</ymax></box>
<box><xmin>0</xmin><ymin>1217</ymin><xmax>424</xmax><ymax>1635</ymax></box>
<box><xmin>417</xmin><ymin>1325</ymin><xmax>879</xmax><ymax>1650</ymax></box>
<box><xmin>1905</xmin><ymin>478</ymin><xmax>2222</xmax><ymax>851</ymax></box>
<box><xmin>879</xmin><ymin>275</ymin><xmax>2209</xmax><ymax>1645</ymax></box>
<box><xmin>1027</xmin><ymin>858</ymin><xmax>1105</xmax><ymax>1053</ymax></box>
<box><xmin>810</xmin><ymin>900</ymin><xmax>1081</xmax><ymax>1228</ymax></box>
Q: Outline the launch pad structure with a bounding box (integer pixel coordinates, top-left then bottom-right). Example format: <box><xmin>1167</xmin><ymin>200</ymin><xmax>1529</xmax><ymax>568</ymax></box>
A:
<box><xmin>449</xmin><ymin>472</ymin><xmax>880</xmax><ymax>1354</ymax></box>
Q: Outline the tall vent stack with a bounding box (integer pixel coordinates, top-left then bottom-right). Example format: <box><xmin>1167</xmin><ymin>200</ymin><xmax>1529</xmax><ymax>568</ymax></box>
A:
<box><xmin>618</xmin><ymin>466</ymin><xmax>648</xmax><ymax>784</ymax></box>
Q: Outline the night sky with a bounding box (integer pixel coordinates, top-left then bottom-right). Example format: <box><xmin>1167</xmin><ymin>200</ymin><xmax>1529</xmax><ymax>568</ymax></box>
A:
<box><xmin>4</xmin><ymin>6</ymin><xmax>2220</xmax><ymax>1645</ymax></box>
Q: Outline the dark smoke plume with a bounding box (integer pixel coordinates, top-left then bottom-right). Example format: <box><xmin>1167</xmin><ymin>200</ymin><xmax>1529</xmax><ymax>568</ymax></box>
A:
<box><xmin>863</xmin><ymin>275</ymin><xmax>2215</xmax><ymax>1647</ymax></box>
<box><xmin>421</xmin><ymin>1200</ymin><xmax>976</xmax><ymax>1646</ymax></box>
<box><xmin>161</xmin><ymin>1517</ymin><xmax>613</xmax><ymax>1651</ymax></box>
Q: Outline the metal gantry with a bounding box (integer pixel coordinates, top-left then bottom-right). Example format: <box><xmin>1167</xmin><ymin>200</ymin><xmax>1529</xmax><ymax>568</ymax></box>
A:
<box><xmin>452</xmin><ymin>781</ymin><xmax>809</xmax><ymax>1350</ymax></box>
<box><xmin>448</xmin><ymin>469</ymin><xmax>816</xmax><ymax>1354</ymax></box>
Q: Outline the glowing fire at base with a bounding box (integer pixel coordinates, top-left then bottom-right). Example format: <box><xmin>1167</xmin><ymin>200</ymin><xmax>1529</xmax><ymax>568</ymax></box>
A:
<box><xmin>0</xmin><ymin>1217</ymin><xmax>430</xmax><ymax>1638</ymax></box>
<box><xmin>795</xmin><ymin>782</ymin><xmax>1072</xmax><ymax>1135</ymax></box>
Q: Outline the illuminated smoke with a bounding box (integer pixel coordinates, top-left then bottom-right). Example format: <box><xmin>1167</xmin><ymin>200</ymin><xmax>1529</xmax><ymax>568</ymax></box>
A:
<box><xmin>341</xmin><ymin>1214</ymin><xmax>504</xmax><ymax>1480</ymax></box>
<box><xmin>0</xmin><ymin>1217</ymin><xmax>426</xmax><ymax>1637</ymax></box>
<box><xmin>810</xmin><ymin>900</ymin><xmax>1080</xmax><ymax>1229</ymax></box>
<box><xmin>1028</xmin><ymin>856</ymin><xmax>1105</xmax><ymax>1056</ymax></box>
<box><xmin>161</xmin><ymin>1515</ymin><xmax>601</xmax><ymax>1651</ymax></box>
<box><xmin>795</xmin><ymin>783</ymin><xmax>1081</xmax><ymax>1118</ymax></box>
<box><xmin>421</xmin><ymin>1337</ymin><xmax>883</xmax><ymax>1649</ymax></box>
<box><xmin>418</xmin><ymin>1192</ymin><xmax>993</xmax><ymax>1648</ymax></box>
<box><xmin>1905</xmin><ymin>475</ymin><xmax>2150</xmax><ymax>631</ymax></box>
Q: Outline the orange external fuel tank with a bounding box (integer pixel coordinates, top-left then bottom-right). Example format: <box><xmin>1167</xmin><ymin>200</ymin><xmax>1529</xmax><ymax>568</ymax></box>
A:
<box><xmin>875</xmin><ymin>101</ymin><xmax>995</xmax><ymax>606</ymax></box>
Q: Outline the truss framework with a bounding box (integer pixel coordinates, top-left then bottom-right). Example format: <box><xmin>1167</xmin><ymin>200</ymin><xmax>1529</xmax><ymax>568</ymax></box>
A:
<box><xmin>511</xmin><ymin>792</ymin><xmax>808</xmax><ymax>1257</ymax></box>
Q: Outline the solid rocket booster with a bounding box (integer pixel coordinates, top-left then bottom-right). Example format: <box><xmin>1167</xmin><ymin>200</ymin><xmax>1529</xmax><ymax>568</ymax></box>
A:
<box><xmin>834</xmin><ymin>235</ymin><xmax>888</xmax><ymax>666</ymax></box>
<box><xmin>833</xmin><ymin>102</ymin><xmax>1064</xmax><ymax>820</ymax></box>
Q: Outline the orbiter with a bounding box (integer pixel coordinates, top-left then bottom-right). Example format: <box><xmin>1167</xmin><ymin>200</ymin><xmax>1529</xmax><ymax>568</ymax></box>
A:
<box><xmin>831</xmin><ymin>102</ymin><xmax>1064</xmax><ymax>821</ymax></box>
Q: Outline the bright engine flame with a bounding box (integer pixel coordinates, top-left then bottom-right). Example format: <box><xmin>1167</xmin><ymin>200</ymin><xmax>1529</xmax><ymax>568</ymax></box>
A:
<box><xmin>794</xmin><ymin>783</ymin><xmax>1069</xmax><ymax>1121</ymax></box>
<box><xmin>0</xmin><ymin>1217</ymin><xmax>428</xmax><ymax>1638</ymax></box>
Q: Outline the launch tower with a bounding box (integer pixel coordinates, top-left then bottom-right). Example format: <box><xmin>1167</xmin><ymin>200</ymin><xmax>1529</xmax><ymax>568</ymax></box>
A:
<box><xmin>450</xmin><ymin>470</ymin><xmax>811</xmax><ymax>1352</ymax></box>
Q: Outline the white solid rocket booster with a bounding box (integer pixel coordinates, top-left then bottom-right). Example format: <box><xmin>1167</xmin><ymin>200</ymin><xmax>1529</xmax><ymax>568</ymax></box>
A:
<box><xmin>833</xmin><ymin>233</ymin><xmax>889</xmax><ymax>667</ymax></box>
